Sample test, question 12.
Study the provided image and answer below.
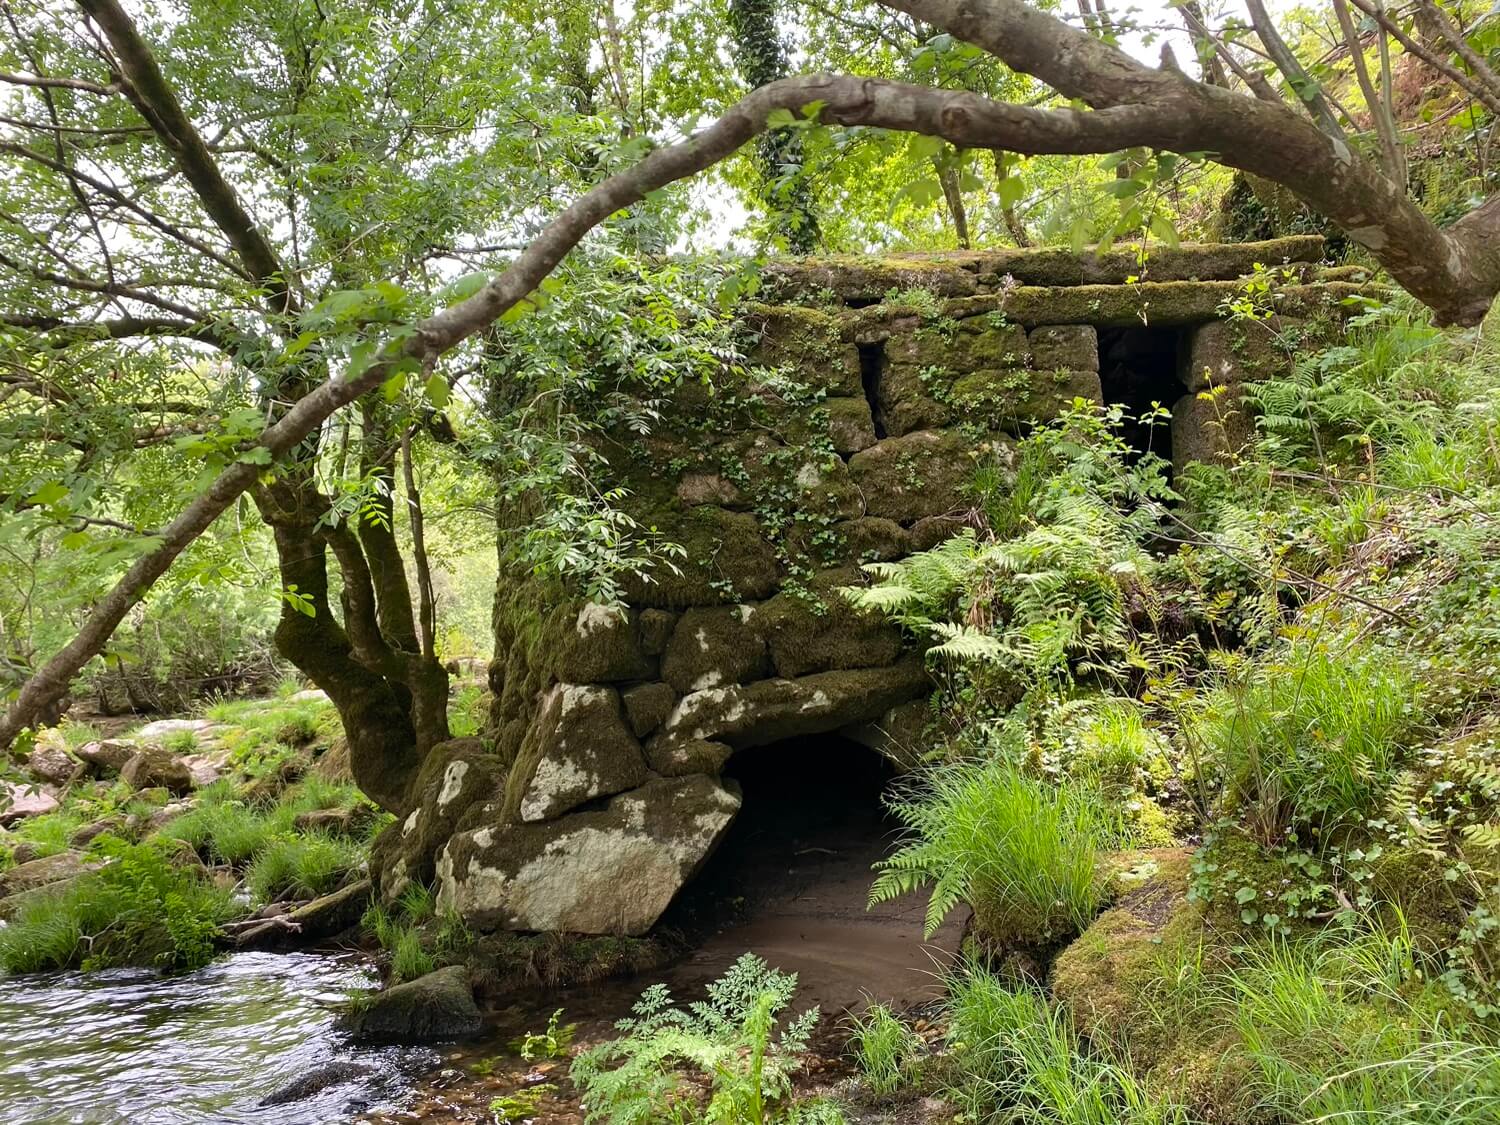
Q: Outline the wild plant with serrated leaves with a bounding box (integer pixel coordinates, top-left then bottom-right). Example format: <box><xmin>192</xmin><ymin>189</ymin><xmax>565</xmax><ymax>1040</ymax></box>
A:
<box><xmin>570</xmin><ymin>952</ymin><xmax>820</xmax><ymax>1125</ymax></box>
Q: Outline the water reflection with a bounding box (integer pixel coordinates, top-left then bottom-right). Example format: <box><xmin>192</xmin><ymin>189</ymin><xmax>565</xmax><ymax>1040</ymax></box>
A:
<box><xmin>0</xmin><ymin>951</ymin><xmax>435</xmax><ymax>1124</ymax></box>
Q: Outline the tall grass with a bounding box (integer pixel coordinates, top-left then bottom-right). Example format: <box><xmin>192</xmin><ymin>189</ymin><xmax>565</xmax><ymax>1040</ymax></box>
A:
<box><xmin>845</xmin><ymin>1003</ymin><xmax>923</xmax><ymax>1096</ymax></box>
<box><xmin>944</xmin><ymin>962</ymin><xmax>1187</xmax><ymax>1125</ymax></box>
<box><xmin>871</xmin><ymin>759</ymin><xmax>1122</xmax><ymax>944</ymax></box>
<box><xmin>1226</xmin><ymin>927</ymin><xmax>1500</xmax><ymax>1124</ymax></box>
<box><xmin>1191</xmin><ymin>643</ymin><xmax>1422</xmax><ymax>841</ymax></box>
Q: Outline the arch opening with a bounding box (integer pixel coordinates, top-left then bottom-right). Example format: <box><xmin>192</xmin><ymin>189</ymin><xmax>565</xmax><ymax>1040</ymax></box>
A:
<box><xmin>660</xmin><ymin>733</ymin><xmax>900</xmax><ymax>937</ymax></box>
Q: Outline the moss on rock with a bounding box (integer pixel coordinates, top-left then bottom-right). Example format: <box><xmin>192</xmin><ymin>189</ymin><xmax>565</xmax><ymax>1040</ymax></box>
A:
<box><xmin>503</xmin><ymin>684</ymin><xmax>647</xmax><ymax>824</ymax></box>
<box><xmin>741</xmin><ymin>303</ymin><xmax>862</xmax><ymax>396</ymax></box>
<box><xmin>848</xmin><ymin>428</ymin><xmax>987</xmax><ymax>524</ymax></box>
<box><xmin>824</xmin><ymin>395</ymin><xmax>877</xmax><ymax>455</ymax></box>
<box><xmin>660</xmin><ymin>605</ymin><xmax>769</xmax><ymax>693</ymax></box>
<box><xmin>621</xmin><ymin>506</ymin><xmax>779</xmax><ymax>608</ymax></box>
<box><xmin>757</xmin><ymin>568</ymin><xmax>905</xmax><ymax>679</ymax></box>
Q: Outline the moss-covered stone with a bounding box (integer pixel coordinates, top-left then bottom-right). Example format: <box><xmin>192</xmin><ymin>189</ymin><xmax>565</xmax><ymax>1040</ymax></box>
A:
<box><xmin>644</xmin><ymin>736</ymin><xmax>733</xmax><ymax>777</ymax></box>
<box><xmin>676</xmin><ymin>472</ymin><xmax>746</xmax><ymax>508</ymax></box>
<box><xmin>757</xmin><ymin>568</ymin><xmax>905</xmax><ymax>679</ymax></box>
<box><xmin>1184</xmin><ymin>316</ymin><xmax>1330</xmax><ymax>391</ymax></box>
<box><xmin>1172</xmin><ymin>385</ymin><xmax>1255</xmax><ymax>474</ymax></box>
<box><xmin>842</xmin><ymin>698</ymin><xmax>935</xmax><ymax>771</ymax></box>
<box><xmin>660</xmin><ymin>605</ymin><xmax>769</xmax><ymax>693</ymax></box>
<box><xmin>824</xmin><ymin>395</ymin><xmax>877</xmax><ymax>455</ymax></box>
<box><xmin>621</xmin><ymin>506</ymin><xmax>779</xmax><ymax>608</ymax></box>
<box><xmin>741</xmin><ymin>303</ymin><xmax>862</xmax><ymax>396</ymax></box>
<box><xmin>886</xmin><ymin>320</ymin><xmax>1028</xmax><ymax>374</ymax></box>
<box><xmin>504</xmin><ymin>684</ymin><xmax>647</xmax><ymax>823</ymax></box>
<box><xmin>548</xmin><ymin>603</ymin><xmax>656</xmax><ymax>684</ymax></box>
<box><xmin>621</xmin><ymin>681</ymin><xmax>678</xmax><ymax>738</ymax></box>
<box><xmin>1028</xmin><ymin>324</ymin><xmax>1099</xmax><ymax>372</ymax></box>
<box><xmin>950</xmin><ymin>366</ymin><xmax>1103</xmax><ymax>432</ymax></box>
<box><xmin>836</xmin><ymin>516</ymin><xmax>910</xmax><ymax>562</ymax></box>
<box><xmin>637</xmin><ymin>608</ymin><xmax>678</xmax><ymax>656</ymax></box>
<box><xmin>761</xmin><ymin>257</ymin><xmax>979</xmax><ymax>303</ymax></box>
<box><xmin>793</xmin><ymin>455</ymin><xmax>865</xmax><ymax>520</ymax></box>
<box><xmin>653</xmin><ymin>658</ymin><xmax>930</xmax><ymax>750</ymax></box>
<box><xmin>848</xmin><ymin>428</ymin><xmax>986</xmax><ymax>524</ymax></box>
<box><xmin>1052</xmin><ymin>848</ymin><xmax>1258</xmax><ymax>1120</ymax></box>
<box><xmin>374</xmin><ymin>737</ymin><xmax>509</xmax><ymax>901</ymax></box>
<box><xmin>878</xmin><ymin>362</ymin><xmax>953</xmax><ymax>437</ymax></box>
<box><xmin>436</xmin><ymin>774</ymin><xmax>742</xmax><ymax>935</ymax></box>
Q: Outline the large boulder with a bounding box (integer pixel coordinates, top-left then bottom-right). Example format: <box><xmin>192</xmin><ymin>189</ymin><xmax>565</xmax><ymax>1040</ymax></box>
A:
<box><xmin>26</xmin><ymin>735</ymin><xmax>82</xmax><ymax>786</ymax></box>
<box><xmin>848</xmin><ymin>429</ymin><xmax>989</xmax><ymax>524</ymax></box>
<box><xmin>436</xmin><ymin>774</ymin><xmax>741</xmax><ymax>935</ymax></box>
<box><xmin>660</xmin><ymin>605</ymin><xmax>769</xmax><ymax>694</ymax></box>
<box><xmin>120</xmin><ymin>745</ymin><xmax>194</xmax><ymax>795</ymax></box>
<box><xmin>0</xmin><ymin>849</ymin><xmax>97</xmax><ymax>897</ymax></box>
<box><xmin>338</xmin><ymin>964</ymin><xmax>482</xmax><ymax>1043</ymax></box>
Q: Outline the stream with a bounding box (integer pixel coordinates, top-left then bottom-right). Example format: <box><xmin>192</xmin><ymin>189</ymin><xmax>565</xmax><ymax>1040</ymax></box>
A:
<box><xmin>0</xmin><ymin>736</ymin><xmax>961</xmax><ymax>1123</ymax></box>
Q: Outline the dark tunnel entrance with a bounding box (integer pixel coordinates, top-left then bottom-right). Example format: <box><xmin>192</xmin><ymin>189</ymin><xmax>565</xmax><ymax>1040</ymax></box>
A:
<box><xmin>1097</xmin><ymin>326</ymin><xmax>1189</xmax><ymax>468</ymax></box>
<box><xmin>660</xmin><ymin>733</ymin><xmax>899</xmax><ymax>936</ymax></box>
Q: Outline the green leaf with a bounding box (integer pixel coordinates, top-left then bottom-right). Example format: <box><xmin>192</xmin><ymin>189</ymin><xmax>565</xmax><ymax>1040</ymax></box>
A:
<box><xmin>1103</xmin><ymin>178</ymin><xmax>1147</xmax><ymax>199</ymax></box>
<box><xmin>382</xmin><ymin>370</ymin><xmax>408</xmax><ymax>402</ymax></box>
<box><xmin>1149</xmin><ymin>212</ymin><xmax>1181</xmax><ymax>248</ymax></box>
<box><xmin>26</xmin><ymin>481</ymin><xmax>68</xmax><ymax>506</ymax></box>
<box><xmin>765</xmin><ymin>108</ymin><xmax>797</xmax><ymax>129</ymax></box>
<box><xmin>424</xmin><ymin>372</ymin><xmax>451</xmax><ymax>409</ymax></box>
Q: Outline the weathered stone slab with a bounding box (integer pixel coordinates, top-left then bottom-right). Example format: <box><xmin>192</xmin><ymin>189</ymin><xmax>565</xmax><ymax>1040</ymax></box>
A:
<box><xmin>621</xmin><ymin>681</ymin><xmax>678</xmax><ymax>738</ymax></box>
<box><xmin>26</xmin><ymin>738</ymin><xmax>81</xmax><ymax>786</ymax></box>
<box><xmin>339</xmin><ymin>964</ymin><xmax>482</xmax><ymax>1042</ymax></box>
<box><xmin>1184</xmin><ymin>316</ymin><xmax>1327</xmax><ymax>391</ymax></box>
<box><xmin>757</xmin><ymin>570</ymin><xmax>905</xmax><ymax>679</ymax></box>
<box><xmin>1028</xmin><ymin>325</ymin><xmax>1099</xmax><ymax>372</ymax></box>
<box><xmin>121</xmin><ymin>746</ymin><xmax>194</xmax><ymax>795</ymax></box>
<box><xmin>622</xmin><ymin>507</ymin><xmax>780</xmax><ymax>608</ymax></box>
<box><xmin>1172</xmin><ymin>385</ymin><xmax>1256</xmax><ymax>474</ymax></box>
<box><xmin>436</xmin><ymin>774</ymin><xmax>741</xmax><ymax>935</ymax></box>
<box><xmin>550</xmin><ymin>603</ymin><xmax>655</xmax><ymax>683</ymax></box>
<box><xmin>76</xmin><ymin>738</ymin><xmax>135</xmax><ymax>776</ymax></box>
<box><xmin>878</xmin><ymin>363</ymin><xmax>952</xmax><ymax>437</ymax></box>
<box><xmin>653</xmin><ymin>659</ymin><xmax>930</xmax><ymax>751</ymax></box>
<box><xmin>742</xmin><ymin>303</ymin><xmax>862</xmax><ymax>396</ymax></box>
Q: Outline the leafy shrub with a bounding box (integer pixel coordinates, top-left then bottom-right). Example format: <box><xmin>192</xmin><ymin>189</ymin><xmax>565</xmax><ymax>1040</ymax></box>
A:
<box><xmin>570</xmin><ymin>952</ymin><xmax>820</xmax><ymax>1125</ymax></box>
<box><xmin>0</xmin><ymin>839</ymin><xmax>242</xmax><ymax>973</ymax></box>
<box><xmin>944</xmin><ymin>963</ymin><xmax>1187</xmax><ymax>1125</ymax></box>
<box><xmin>871</xmin><ymin>759</ymin><xmax>1121</xmax><ymax>944</ymax></box>
<box><xmin>845</xmin><ymin>1003</ymin><xmax>923</xmax><ymax>1097</ymax></box>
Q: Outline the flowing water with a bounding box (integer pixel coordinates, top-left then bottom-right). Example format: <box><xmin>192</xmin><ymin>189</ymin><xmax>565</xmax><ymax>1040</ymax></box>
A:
<box><xmin>0</xmin><ymin>735</ymin><xmax>961</xmax><ymax>1123</ymax></box>
<box><xmin>0</xmin><ymin>951</ymin><xmax>437</xmax><ymax>1124</ymax></box>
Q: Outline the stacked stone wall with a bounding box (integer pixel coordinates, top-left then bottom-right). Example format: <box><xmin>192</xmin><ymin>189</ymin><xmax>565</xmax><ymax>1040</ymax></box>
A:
<box><xmin>374</xmin><ymin>237</ymin><xmax>1365</xmax><ymax>937</ymax></box>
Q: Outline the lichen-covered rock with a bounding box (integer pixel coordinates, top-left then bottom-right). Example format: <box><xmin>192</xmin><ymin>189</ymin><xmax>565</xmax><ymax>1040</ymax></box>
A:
<box><xmin>887</xmin><ymin>319</ymin><xmax>1028</xmax><ymax>373</ymax></box>
<box><xmin>26</xmin><ymin>738</ymin><xmax>81</xmax><ymax>786</ymax></box>
<box><xmin>0</xmin><ymin>782</ymin><xmax>59</xmax><ymax>826</ymax></box>
<box><xmin>436</xmin><ymin>775</ymin><xmax>742</xmax><ymax>935</ymax></box>
<box><xmin>339</xmin><ymin>964</ymin><xmax>482</xmax><ymax>1043</ymax></box>
<box><xmin>653</xmin><ymin>659</ymin><xmax>930</xmax><ymax>751</ymax></box>
<box><xmin>133</xmin><ymin>717</ymin><xmax>218</xmax><ymax>743</ymax></box>
<box><xmin>793</xmin><ymin>456</ymin><xmax>864</xmax><ymax>520</ymax></box>
<box><xmin>1027</xmin><ymin>324</ymin><xmax>1099</xmax><ymax>372</ymax></box>
<box><xmin>621</xmin><ymin>681</ymin><xmax>679</xmax><ymax>738</ymax></box>
<box><xmin>660</xmin><ymin>605</ymin><xmax>768</xmax><ymax>694</ymax></box>
<box><xmin>549</xmin><ymin>603</ymin><xmax>655</xmax><ymax>683</ymax></box>
<box><xmin>508</xmin><ymin>685</ymin><xmax>647</xmax><ymax>823</ymax></box>
<box><xmin>378</xmin><ymin>738</ymin><xmax>509</xmax><ymax>898</ymax></box>
<box><xmin>762</xmin><ymin>258</ymin><xmax>978</xmax><ymax>304</ymax></box>
<box><xmin>824</xmin><ymin>396</ymin><xmax>877</xmax><ymax>455</ymax></box>
<box><xmin>622</xmin><ymin>507</ymin><xmax>779</xmax><ymax>608</ymax></box>
<box><xmin>120</xmin><ymin>746</ymin><xmax>193</xmax><ymax>795</ymax></box>
<box><xmin>1185</xmin><ymin>316</ymin><xmax>1324</xmax><ymax>391</ymax></box>
<box><xmin>741</xmin><ymin>303</ymin><xmax>862</xmax><ymax>396</ymax></box>
<box><xmin>848</xmin><ymin>429</ymin><xmax>984</xmax><ymax>524</ymax></box>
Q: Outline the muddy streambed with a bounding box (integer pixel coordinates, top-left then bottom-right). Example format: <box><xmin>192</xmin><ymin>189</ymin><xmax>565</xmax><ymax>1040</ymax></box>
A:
<box><xmin>0</xmin><ymin>736</ymin><xmax>961</xmax><ymax>1122</ymax></box>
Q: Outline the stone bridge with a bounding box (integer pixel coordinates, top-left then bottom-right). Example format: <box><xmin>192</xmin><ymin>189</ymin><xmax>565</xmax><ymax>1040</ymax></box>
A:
<box><xmin>372</xmin><ymin>236</ymin><xmax>1366</xmax><ymax>935</ymax></box>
